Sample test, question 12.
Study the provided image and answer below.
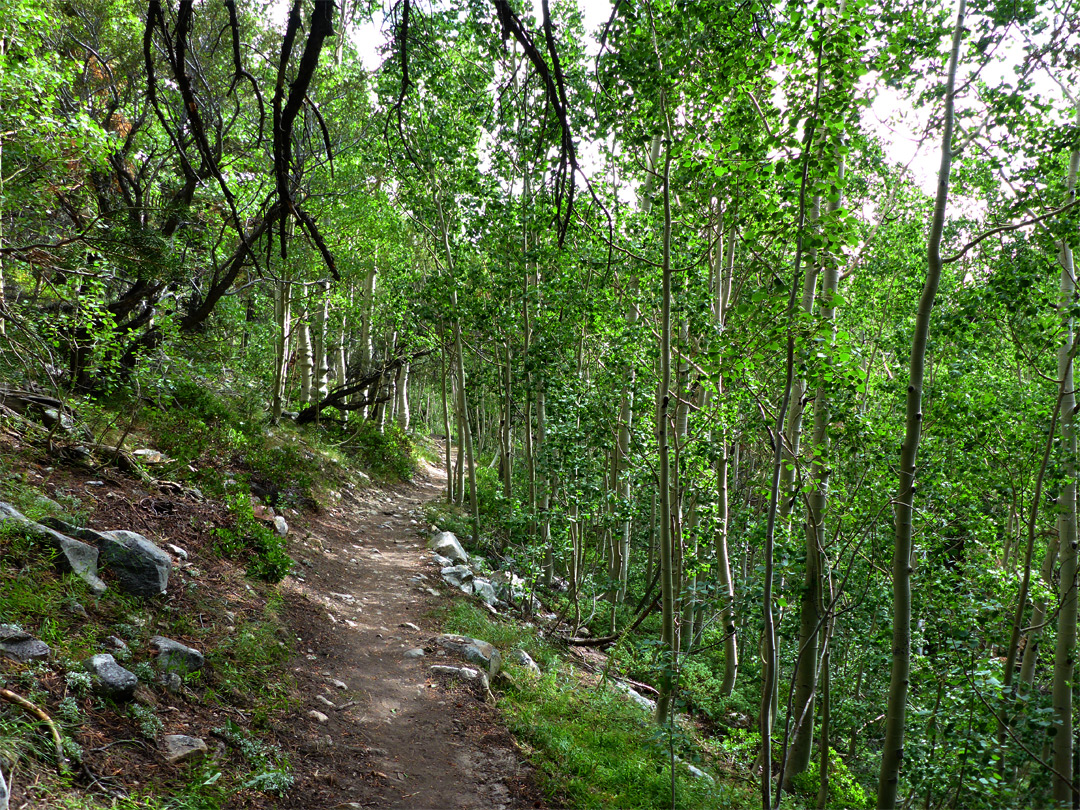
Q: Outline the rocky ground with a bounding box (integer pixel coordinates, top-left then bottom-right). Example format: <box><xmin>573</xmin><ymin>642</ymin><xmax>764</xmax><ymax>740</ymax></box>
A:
<box><xmin>0</xmin><ymin>430</ymin><xmax>547</xmax><ymax>810</ymax></box>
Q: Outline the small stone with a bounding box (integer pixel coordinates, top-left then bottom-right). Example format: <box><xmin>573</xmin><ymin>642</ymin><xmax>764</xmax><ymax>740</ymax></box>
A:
<box><xmin>86</xmin><ymin>481</ymin><xmax>105</xmax><ymax>487</ymax></box>
<box><xmin>166</xmin><ymin>544</ymin><xmax>188</xmax><ymax>560</ymax></box>
<box><xmin>104</xmin><ymin>635</ymin><xmax>128</xmax><ymax>652</ymax></box>
<box><xmin>64</xmin><ymin>600</ymin><xmax>88</xmax><ymax>618</ymax></box>
<box><xmin>436</xmin><ymin>635</ymin><xmax>502</xmax><ymax>677</ymax></box>
<box><xmin>308</xmin><ymin>710</ymin><xmax>329</xmax><ymax>723</ymax></box>
<box><xmin>316</xmin><ymin>694</ymin><xmax>336</xmax><ymax>709</ymax></box>
<box><xmin>400</xmin><ymin>622</ymin><xmax>421</xmax><ymax>632</ymax></box>
<box><xmin>403</xmin><ymin>648</ymin><xmax>425</xmax><ymax>659</ymax></box>
<box><xmin>163</xmin><ymin>734</ymin><xmax>208</xmax><ymax>764</ymax></box>
<box><xmin>273</xmin><ymin>516</ymin><xmax>289</xmax><ymax>537</ymax></box>
<box><xmin>329</xmin><ymin>678</ymin><xmax>347</xmax><ymax>690</ymax></box>
<box><xmin>0</xmin><ymin>624</ymin><xmax>50</xmax><ymax>663</ymax></box>
<box><xmin>510</xmin><ymin>650</ymin><xmax>542</xmax><ymax>677</ymax></box>
<box><xmin>151</xmin><ymin>636</ymin><xmax>204</xmax><ymax>676</ymax></box>
<box><xmin>85</xmin><ymin>653</ymin><xmax>138</xmax><ymax>701</ymax></box>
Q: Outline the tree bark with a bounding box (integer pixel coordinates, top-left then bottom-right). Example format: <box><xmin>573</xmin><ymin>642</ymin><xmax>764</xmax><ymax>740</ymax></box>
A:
<box><xmin>1051</xmin><ymin>99</ymin><xmax>1080</xmax><ymax>808</ymax></box>
<box><xmin>654</xmin><ymin>127</ymin><xmax>677</xmax><ymax>727</ymax></box>
<box><xmin>876</xmin><ymin>3</ymin><xmax>965</xmax><ymax>806</ymax></box>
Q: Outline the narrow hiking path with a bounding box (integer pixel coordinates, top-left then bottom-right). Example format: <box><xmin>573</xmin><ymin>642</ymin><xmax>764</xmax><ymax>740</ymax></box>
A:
<box><xmin>276</xmin><ymin>452</ymin><xmax>546</xmax><ymax>810</ymax></box>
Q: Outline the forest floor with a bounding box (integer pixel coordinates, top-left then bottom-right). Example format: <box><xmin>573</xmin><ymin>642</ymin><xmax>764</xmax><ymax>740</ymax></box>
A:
<box><xmin>273</xmin><ymin>451</ymin><xmax>547</xmax><ymax>810</ymax></box>
<box><xmin>0</xmin><ymin>433</ymin><xmax>547</xmax><ymax>809</ymax></box>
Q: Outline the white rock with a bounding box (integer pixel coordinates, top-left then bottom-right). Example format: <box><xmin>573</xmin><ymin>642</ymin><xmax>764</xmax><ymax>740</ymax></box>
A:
<box><xmin>307</xmin><ymin>710</ymin><xmax>329</xmax><ymax>723</ymax></box>
<box><xmin>273</xmin><ymin>516</ymin><xmax>289</xmax><ymax>536</ymax></box>
<box><xmin>427</xmin><ymin>531</ymin><xmax>468</xmax><ymax>564</ymax></box>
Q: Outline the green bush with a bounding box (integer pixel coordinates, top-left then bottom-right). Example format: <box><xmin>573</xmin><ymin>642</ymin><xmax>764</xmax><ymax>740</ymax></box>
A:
<box><xmin>214</xmin><ymin>492</ymin><xmax>292</xmax><ymax>583</ymax></box>
<box><xmin>789</xmin><ymin>747</ymin><xmax>873</xmax><ymax>809</ymax></box>
<box><xmin>341</xmin><ymin>420</ymin><xmax>415</xmax><ymax>480</ymax></box>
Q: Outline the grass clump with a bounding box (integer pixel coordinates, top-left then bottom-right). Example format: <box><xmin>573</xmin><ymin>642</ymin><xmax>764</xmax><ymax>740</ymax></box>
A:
<box><xmin>438</xmin><ymin>601</ymin><xmax>741</xmax><ymax>809</ymax></box>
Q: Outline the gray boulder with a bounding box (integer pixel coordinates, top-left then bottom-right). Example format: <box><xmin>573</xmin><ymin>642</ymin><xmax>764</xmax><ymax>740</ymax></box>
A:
<box><xmin>510</xmin><ymin>649</ymin><xmax>542</xmax><ymax>677</ymax></box>
<box><xmin>163</xmin><ymin>734</ymin><xmax>207</xmax><ymax>764</ymax></box>
<box><xmin>440</xmin><ymin>565</ymin><xmax>473</xmax><ymax>588</ymax></box>
<box><xmin>431</xmin><ymin>552</ymin><xmax>453</xmax><ymax>568</ymax></box>
<box><xmin>472</xmin><ymin>578</ymin><xmax>498</xmax><ymax>607</ymax></box>
<box><xmin>427</xmin><ymin>531</ymin><xmax>468</xmax><ymax>564</ymax></box>
<box><xmin>436</xmin><ymin>634</ymin><xmax>502</xmax><ymax>677</ymax></box>
<box><xmin>151</xmin><ymin>636</ymin><xmax>204</xmax><ymax>677</ymax></box>
<box><xmin>0</xmin><ymin>624</ymin><xmax>50</xmax><ymax>663</ymax></box>
<box><xmin>0</xmin><ymin>504</ymin><xmax>106</xmax><ymax>594</ymax></box>
<box><xmin>100</xmin><ymin>530</ymin><xmax>171</xmax><ymax>596</ymax></box>
<box><xmin>85</xmin><ymin>653</ymin><xmax>138</xmax><ymax>701</ymax></box>
<box><xmin>273</xmin><ymin>516</ymin><xmax>289</xmax><ymax>537</ymax></box>
<box><xmin>492</xmin><ymin>570</ymin><xmax>527</xmax><ymax>601</ymax></box>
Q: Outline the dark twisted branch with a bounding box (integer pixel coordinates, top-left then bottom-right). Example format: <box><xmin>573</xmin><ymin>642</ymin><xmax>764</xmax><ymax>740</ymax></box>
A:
<box><xmin>492</xmin><ymin>0</ymin><xmax>578</xmax><ymax>246</ymax></box>
<box><xmin>295</xmin><ymin>349</ymin><xmax>434</xmax><ymax>425</ymax></box>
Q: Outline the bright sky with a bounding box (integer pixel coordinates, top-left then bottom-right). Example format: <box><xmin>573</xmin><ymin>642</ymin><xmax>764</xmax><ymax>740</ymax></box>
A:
<box><xmin>332</xmin><ymin>0</ymin><xmax>1072</xmax><ymax>204</ymax></box>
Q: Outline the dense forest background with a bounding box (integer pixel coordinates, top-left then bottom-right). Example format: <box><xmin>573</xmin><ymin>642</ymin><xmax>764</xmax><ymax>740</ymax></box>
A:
<box><xmin>2</xmin><ymin>0</ymin><xmax>1079</xmax><ymax>807</ymax></box>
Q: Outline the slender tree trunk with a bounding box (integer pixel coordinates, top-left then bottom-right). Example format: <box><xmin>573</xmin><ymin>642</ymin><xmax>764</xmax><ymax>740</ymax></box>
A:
<box><xmin>357</xmin><ymin>261</ymin><xmax>377</xmax><ymax>418</ymax></box>
<box><xmin>654</xmin><ymin>125</ymin><xmax>677</xmax><ymax>727</ymax></box>
<box><xmin>454</xmin><ymin>309</ymin><xmax>480</xmax><ymax>545</ymax></box>
<box><xmin>271</xmin><ymin>279</ymin><xmax>293</xmax><ymax>423</ymax></box>
<box><xmin>313</xmin><ymin>280</ymin><xmax>330</xmax><ymax>403</ymax></box>
<box><xmin>439</xmin><ymin>326</ymin><xmax>454</xmax><ymax>503</ymax></box>
<box><xmin>1051</xmin><ymin>100</ymin><xmax>1080</xmax><ymax>807</ymax></box>
<box><xmin>785</xmin><ymin>154</ymin><xmax>845</xmax><ymax>788</ymax></box>
<box><xmin>500</xmin><ymin>342</ymin><xmax>513</xmax><ymax>498</ymax></box>
<box><xmin>1018</xmin><ymin>535</ymin><xmax>1059</xmax><ymax>691</ymax></box>
<box><xmin>876</xmin><ymin>3</ymin><xmax>965</xmax><ymax>806</ymax></box>
<box><xmin>395</xmin><ymin>361</ymin><xmax>410</xmax><ymax>430</ymax></box>
<box><xmin>297</xmin><ymin>307</ymin><xmax>313</xmax><ymax>406</ymax></box>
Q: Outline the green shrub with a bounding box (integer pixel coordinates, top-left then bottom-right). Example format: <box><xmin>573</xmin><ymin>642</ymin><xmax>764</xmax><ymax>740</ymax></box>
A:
<box><xmin>214</xmin><ymin>492</ymin><xmax>292</xmax><ymax>583</ymax></box>
<box><xmin>341</xmin><ymin>420</ymin><xmax>415</xmax><ymax>480</ymax></box>
<box><xmin>789</xmin><ymin>747</ymin><xmax>873</xmax><ymax>809</ymax></box>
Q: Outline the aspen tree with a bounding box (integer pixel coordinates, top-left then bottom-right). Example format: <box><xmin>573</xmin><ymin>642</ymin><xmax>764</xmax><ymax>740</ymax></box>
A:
<box><xmin>877</xmin><ymin>2</ymin><xmax>965</xmax><ymax>805</ymax></box>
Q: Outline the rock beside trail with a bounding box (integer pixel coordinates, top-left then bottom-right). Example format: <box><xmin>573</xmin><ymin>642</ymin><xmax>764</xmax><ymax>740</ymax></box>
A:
<box><xmin>427</xmin><ymin>531</ymin><xmax>468</xmax><ymax>564</ymax></box>
<box><xmin>0</xmin><ymin>624</ymin><xmax>50</xmax><ymax>663</ymax></box>
<box><xmin>151</xmin><ymin>636</ymin><xmax>204</xmax><ymax>677</ymax></box>
<box><xmin>85</xmin><ymin>653</ymin><xmax>138</xmax><ymax>701</ymax></box>
<box><xmin>436</xmin><ymin>634</ymin><xmax>502</xmax><ymax>678</ymax></box>
<box><xmin>441</xmin><ymin>565</ymin><xmax>473</xmax><ymax>589</ymax></box>
<box><xmin>471</xmin><ymin>578</ymin><xmax>498</xmax><ymax>607</ymax></box>
<box><xmin>100</xmin><ymin>530</ymin><xmax>172</xmax><ymax>596</ymax></box>
<box><xmin>509</xmin><ymin>650</ymin><xmax>541</xmax><ymax>677</ymax></box>
<box><xmin>163</xmin><ymin>734</ymin><xmax>207</xmax><ymax>764</ymax></box>
<box><xmin>0</xmin><ymin>504</ymin><xmax>107</xmax><ymax>594</ymax></box>
<box><xmin>429</xmin><ymin>664</ymin><xmax>490</xmax><ymax>693</ymax></box>
<box><xmin>491</xmin><ymin>570</ymin><xmax>527</xmax><ymax>602</ymax></box>
<box><xmin>273</xmin><ymin>516</ymin><xmax>289</xmax><ymax>537</ymax></box>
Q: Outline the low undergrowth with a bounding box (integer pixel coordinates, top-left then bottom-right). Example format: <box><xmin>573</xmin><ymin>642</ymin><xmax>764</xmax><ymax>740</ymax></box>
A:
<box><xmin>438</xmin><ymin>600</ymin><xmax>753</xmax><ymax>810</ymax></box>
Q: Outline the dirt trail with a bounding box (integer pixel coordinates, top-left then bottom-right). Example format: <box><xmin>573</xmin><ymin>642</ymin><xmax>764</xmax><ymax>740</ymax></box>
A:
<box><xmin>277</xmin><ymin>454</ymin><xmax>544</xmax><ymax>810</ymax></box>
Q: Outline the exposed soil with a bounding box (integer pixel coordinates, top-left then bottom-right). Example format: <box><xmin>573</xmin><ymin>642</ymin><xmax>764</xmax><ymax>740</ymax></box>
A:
<box><xmin>272</xmin><ymin>454</ymin><xmax>547</xmax><ymax>810</ymax></box>
<box><xmin>0</xmin><ymin>433</ymin><xmax>547</xmax><ymax>809</ymax></box>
